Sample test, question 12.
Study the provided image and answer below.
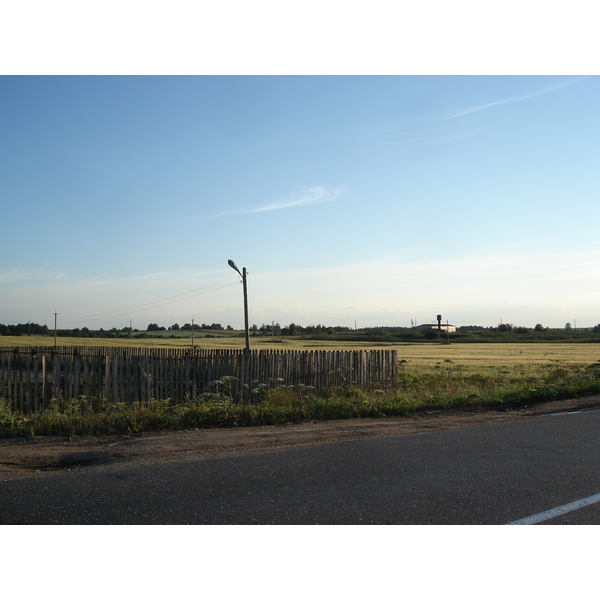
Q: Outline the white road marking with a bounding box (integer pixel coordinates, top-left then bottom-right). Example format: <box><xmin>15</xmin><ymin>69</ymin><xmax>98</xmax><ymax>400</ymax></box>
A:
<box><xmin>506</xmin><ymin>492</ymin><xmax>600</xmax><ymax>524</ymax></box>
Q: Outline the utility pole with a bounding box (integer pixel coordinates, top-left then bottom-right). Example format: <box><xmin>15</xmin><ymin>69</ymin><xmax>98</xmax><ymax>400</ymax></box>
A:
<box><xmin>228</xmin><ymin>260</ymin><xmax>250</xmax><ymax>353</ymax></box>
<box><xmin>192</xmin><ymin>318</ymin><xmax>195</xmax><ymax>347</ymax></box>
<box><xmin>241</xmin><ymin>267</ymin><xmax>250</xmax><ymax>353</ymax></box>
<box><xmin>54</xmin><ymin>311</ymin><xmax>57</xmax><ymax>348</ymax></box>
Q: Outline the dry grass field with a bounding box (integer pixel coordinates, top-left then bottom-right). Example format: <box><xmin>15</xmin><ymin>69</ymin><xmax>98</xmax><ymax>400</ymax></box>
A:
<box><xmin>2</xmin><ymin>335</ymin><xmax>599</xmax><ymax>367</ymax></box>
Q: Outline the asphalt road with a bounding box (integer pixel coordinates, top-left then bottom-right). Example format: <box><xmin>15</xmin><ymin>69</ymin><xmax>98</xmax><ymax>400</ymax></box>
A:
<box><xmin>1</xmin><ymin>409</ymin><xmax>599</xmax><ymax>524</ymax></box>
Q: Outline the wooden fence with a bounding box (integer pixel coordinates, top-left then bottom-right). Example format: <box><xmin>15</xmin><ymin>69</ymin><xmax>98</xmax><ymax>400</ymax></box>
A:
<box><xmin>0</xmin><ymin>346</ymin><xmax>398</xmax><ymax>413</ymax></box>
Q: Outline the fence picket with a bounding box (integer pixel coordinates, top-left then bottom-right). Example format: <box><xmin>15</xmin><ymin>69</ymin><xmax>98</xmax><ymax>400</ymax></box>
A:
<box><xmin>33</xmin><ymin>355</ymin><xmax>40</xmax><ymax>413</ymax></box>
<box><xmin>0</xmin><ymin>346</ymin><xmax>397</xmax><ymax>412</ymax></box>
<box><xmin>25</xmin><ymin>355</ymin><xmax>32</xmax><ymax>414</ymax></box>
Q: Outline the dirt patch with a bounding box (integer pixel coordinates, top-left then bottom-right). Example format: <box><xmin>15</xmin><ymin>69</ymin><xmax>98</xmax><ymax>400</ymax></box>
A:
<box><xmin>2</xmin><ymin>396</ymin><xmax>599</xmax><ymax>477</ymax></box>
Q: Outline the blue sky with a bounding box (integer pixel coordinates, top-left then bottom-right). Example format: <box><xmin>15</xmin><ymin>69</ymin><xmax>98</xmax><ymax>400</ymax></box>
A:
<box><xmin>2</xmin><ymin>75</ymin><xmax>600</xmax><ymax>330</ymax></box>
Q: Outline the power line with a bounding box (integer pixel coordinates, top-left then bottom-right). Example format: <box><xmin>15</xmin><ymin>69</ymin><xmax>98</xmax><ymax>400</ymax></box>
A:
<box><xmin>3</xmin><ymin>277</ymin><xmax>240</xmax><ymax>327</ymax></box>
<box><xmin>57</xmin><ymin>277</ymin><xmax>239</xmax><ymax>324</ymax></box>
<box><xmin>80</xmin><ymin>282</ymin><xmax>239</xmax><ymax>323</ymax></box>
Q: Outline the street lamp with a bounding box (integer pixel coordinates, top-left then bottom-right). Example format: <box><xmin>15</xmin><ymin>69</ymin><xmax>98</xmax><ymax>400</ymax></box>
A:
<box><xmin>228</xmin><ymin>260</ymin><xmax>250</xmax><ymax>353</ymax></box>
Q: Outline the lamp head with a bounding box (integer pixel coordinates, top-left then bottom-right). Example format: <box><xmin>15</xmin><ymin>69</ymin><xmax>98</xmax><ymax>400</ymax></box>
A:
<box><xmin>228</xmin><ymin>259</ymin><xmax>241</xmax><ymax>275</ymax></box>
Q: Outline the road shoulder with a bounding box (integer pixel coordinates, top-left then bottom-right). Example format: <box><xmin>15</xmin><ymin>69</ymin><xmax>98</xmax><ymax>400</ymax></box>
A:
<box><xmin>1</xmin><ymin>395</ymin><xmax>599</xmax><ymax>478</ymax></box>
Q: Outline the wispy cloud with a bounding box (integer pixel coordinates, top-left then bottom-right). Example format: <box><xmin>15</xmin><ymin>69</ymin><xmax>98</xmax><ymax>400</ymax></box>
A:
<box><xmin>0</xmin><ymin>268</ymin><xmax>71</xmax><ymax>285</ymax></box>
<box><xmin>447</xmin><ymin>78</ymin><xmax>583</xmax><ymax>120</ymax></box>
<box><xmin>204</xmin><ymin>185</ymin><xmax>341</xmax><ymax>220</ymax></box>
<box><xmin>247</xmin><ymin>186</ymin><xmax>339</xmax><ymax>213</ymax></box>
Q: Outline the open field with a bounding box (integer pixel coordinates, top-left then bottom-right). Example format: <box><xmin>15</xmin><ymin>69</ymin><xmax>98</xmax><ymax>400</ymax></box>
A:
<box><xmin>3</xmin><ymin>335</ymin><xmax>600</xmax><ymax>437</ymax></box>
<box><xmin>3</xmin><ymin>336</ymin><xmax>600</xmax><ymax>368</ymax></box>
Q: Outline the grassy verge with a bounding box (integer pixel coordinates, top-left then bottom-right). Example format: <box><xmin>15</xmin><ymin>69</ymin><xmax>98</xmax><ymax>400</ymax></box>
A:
<box><xmin>2</xmin><ymin>361</ymin><xmax>600</xmax><ymax>438</ymax></box>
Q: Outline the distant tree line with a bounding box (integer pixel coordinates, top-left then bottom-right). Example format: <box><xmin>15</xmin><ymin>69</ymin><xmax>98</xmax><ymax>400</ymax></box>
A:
<box><xmin>0</xmin><ymin>323</ymin><xmax>137</xmax><ymax>338</ymax></box>
<box><xmin>0</xmin><ymin>322</ymin><xmax>233</xmax><ymax>338</ymax></box>
<box><xmin>2</xmin><ymin>321</ymin><xmax>599</xmax><ymax>342</ymax></box>
<box><xmin>0</xmin><ymin>322</ymin><xmax>50</xmax><ymax>336</ymax></box>
<box><xmin>250</xmin><ymin>323</ymin><xmax>352</xmax><ymax>336</ymax></box>
<box><xmin>154</xmin><ymin>323</ymin><xmax>234</xmax><ymax>331</ymax></box>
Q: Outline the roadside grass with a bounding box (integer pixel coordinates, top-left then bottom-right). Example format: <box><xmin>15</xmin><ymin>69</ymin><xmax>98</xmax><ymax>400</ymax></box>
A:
<box><xmin>2</xmin><ymin>361</ymin><xmax>600</xmax><ymax>438</ymax></box>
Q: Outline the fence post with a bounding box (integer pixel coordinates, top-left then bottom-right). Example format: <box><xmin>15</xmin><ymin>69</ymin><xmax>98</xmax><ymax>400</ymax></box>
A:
<box><xmin>0</xmin><ymin>346</ymin><xmax>399</xmax><ymax>414</ymax></box>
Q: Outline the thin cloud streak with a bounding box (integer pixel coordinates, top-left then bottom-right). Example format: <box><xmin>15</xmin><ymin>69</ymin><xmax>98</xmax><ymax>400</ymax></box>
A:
<box><xmin>0</xmin><ymin>268</ymin><xmax>241</xmax><ymax>327</ymax></box>
<box><xmin>203</xmin><ymin>185</ymin><xmax>340</xmax><ymax>220</ymax></box>
<box><xmin>249</xmin><ymin>252</ymin><xmax>600</xmax><ymax>327</ymax></box>
<box><xmin>447</xmin><ymin>78</ymin><xmax>583</xmax><ymax>120</ymax></box>
<box><xmin>5</xmin><ymin>252</ymin><xmax>600</xmax><ymax>330</ymax></box>
<box><xmin>247</xmin><ymin>186</ymin><xmax>338</xmax><ymax>213</ymax></box>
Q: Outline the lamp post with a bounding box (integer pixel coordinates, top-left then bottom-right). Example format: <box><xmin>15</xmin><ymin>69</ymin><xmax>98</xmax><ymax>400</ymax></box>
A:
<box><xmin>228</xmin><ymin>260</ymin><xmax>250</xmax><ymax>353</ymax></box>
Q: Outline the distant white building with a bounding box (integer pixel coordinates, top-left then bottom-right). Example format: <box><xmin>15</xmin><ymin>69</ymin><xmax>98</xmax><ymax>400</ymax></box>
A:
<box><xmin>415</xmin><ymin>315</ymin><xmax>456</xmax><ymax>333</ymax></box>
<box><xmin>415</xmin><ymin>323</ymin><xmax>457</xmax><ymax>333</ymax></box>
